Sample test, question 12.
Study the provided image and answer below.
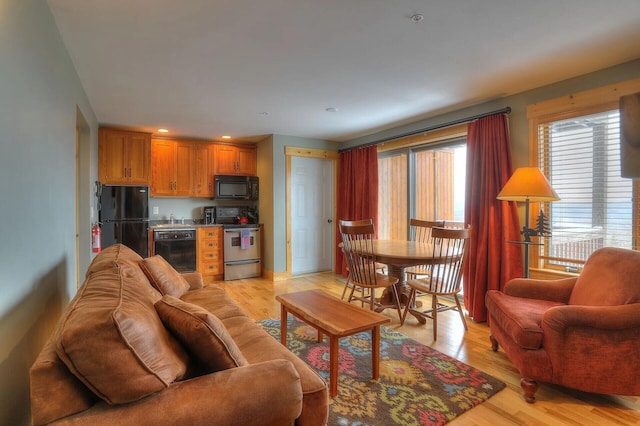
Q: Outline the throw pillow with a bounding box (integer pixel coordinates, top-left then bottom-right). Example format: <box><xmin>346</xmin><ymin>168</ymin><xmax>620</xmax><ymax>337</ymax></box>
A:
<box><xmin>55</xmin><ymin>266</ymin><xmax>189</xmax><ymax>405</ymax></box>
<box><xmin>140</xmin><ymin>255</ymin><xmax>191</xmax><ymax>298</ymax></box>
<box><xmin>155</xmin><ymin>295</ymin><xmax>249</xmax><ymax>373</ymax></box>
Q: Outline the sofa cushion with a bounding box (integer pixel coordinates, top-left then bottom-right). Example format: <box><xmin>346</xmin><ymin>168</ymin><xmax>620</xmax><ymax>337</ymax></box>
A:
<box><xmin>155</xmin><ymin>295</ymin><xmax>248</xmax><ymax>373</ymax></box>
<box><xmin>55</xmin><ymin>260</ymin><xmax>189</xmax><ymax>405</ymax></box>
<box><xmin>485</xmin><ymin>290</ymin><xmax>564</xmax><ymax>350</ymax></box>
<box><xmin>569</xmin><ymin>247</ymin><xmax>640</xmax><ymax>306</ymax></box>
<box><xmin>85</xmin><ymin>243</ymin><xmax>146</xmax><ymax>279</ymax></box>
<box><xmin>140</xmin><ymin>255</ymin><xmax>191</xmax><ymax>297</ymax></box>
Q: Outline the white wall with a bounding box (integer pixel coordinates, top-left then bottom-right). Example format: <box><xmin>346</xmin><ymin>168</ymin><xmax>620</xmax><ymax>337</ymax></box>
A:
<box><xmin>0</xmin><ymin>0</ymin><xmax>98</xmax><ymax>423</ymax></box>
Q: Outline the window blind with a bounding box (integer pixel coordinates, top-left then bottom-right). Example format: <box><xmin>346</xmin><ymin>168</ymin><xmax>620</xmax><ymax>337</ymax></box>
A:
<box><xmin>538</xmin><ymin>109</ymin><xmax>635</xmax><ymax>270</ymax></box>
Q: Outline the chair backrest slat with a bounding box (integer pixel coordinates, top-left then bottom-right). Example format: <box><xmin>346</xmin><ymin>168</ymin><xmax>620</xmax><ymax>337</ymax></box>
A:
<box><xmin>339</xmin><ymin>221</ymin><xmax>378</xmax><ymax>286</ymax></box>
<box><xmin>409</xmin><ymin>219</ymin><xmax>445</xmax><ymax>243</ymax></box>
<box><xmin>427</xmin><ymin>226</ymin><xmax>470</xmax><ymax>294</ymax></box>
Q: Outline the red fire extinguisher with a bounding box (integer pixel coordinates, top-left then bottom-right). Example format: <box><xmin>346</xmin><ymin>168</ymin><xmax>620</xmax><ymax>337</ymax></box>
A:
<box><xmin>92</xmin><ymin>223</ymin><xmax>101</xmax><ymax>253</ymax></box>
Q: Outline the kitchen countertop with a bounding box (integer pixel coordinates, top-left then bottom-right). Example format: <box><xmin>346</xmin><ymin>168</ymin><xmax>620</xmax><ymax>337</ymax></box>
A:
<box><xmin>151</xmin><ymin>223</ymin><xmax>261</xmax><ymax>230</ymax></box>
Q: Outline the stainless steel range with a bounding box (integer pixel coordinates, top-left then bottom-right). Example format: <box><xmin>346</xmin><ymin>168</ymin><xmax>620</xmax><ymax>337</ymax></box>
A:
<box><xmin>223</xmin><ymin>226</ymin><xmax>261</xmax><ymax>280</ymax></box>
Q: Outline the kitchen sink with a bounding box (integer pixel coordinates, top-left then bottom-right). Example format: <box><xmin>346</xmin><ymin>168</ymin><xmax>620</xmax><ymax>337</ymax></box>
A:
<box><xmin>152</xmin><ymin>223</ymin><xmax>195</xmax><ymax>229</ymax></box>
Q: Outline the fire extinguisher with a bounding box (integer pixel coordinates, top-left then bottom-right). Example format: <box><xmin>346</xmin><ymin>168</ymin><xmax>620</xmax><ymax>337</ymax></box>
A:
<box><xmin>92</xmin><ymin>222</ymin><xmax>101</xmax><ymax>253</ymax></box>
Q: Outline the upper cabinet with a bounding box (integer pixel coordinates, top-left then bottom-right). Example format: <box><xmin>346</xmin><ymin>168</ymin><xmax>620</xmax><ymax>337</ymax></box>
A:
<box><xmin>98</xmin><ymin>128</ymin><xmax>150</xmax><ymax>185</ymax></box>
<box><xmin>151</xmin><ymin>139</ymin><xmax>214</xmax><ymax>197</ymax></box>
<box><xmin>213</xmin><ymin>144</ymin><xmax>257</xmax><ymax>176</ymax></box>
<box><xmin>99</xmin><ymin>127</ymin><xmax>256</xmax><ymax>197</ymax></box>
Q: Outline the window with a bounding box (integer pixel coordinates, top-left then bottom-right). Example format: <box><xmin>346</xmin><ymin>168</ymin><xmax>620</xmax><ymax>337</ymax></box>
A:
<box><xmin>378</xmin><ymin>138</ymin><xmax>466</xmax><ymax>240</ymax></box>
<box><xmin>528</xmin><ymin>79</ymin><xmax>640</xmax><ymax>272</ymax></box>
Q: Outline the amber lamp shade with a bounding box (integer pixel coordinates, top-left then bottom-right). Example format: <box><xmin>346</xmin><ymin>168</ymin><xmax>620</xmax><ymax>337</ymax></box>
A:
<box><xmin>497</xmin><ymin>167</ymin><xmax>560</xmax><ymax>202</ymax></box>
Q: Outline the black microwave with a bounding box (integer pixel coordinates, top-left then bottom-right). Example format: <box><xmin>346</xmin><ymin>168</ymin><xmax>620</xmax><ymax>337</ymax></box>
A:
<box><xmin>214</xmin><ymin>175</ymin><xmax>259</xmax><ymax>200</ymax></box>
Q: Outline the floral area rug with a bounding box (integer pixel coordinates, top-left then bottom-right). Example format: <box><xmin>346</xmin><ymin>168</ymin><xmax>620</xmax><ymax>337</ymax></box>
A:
<box><xmin>259</xmin><ymin>316</ymin><xmax>505</xmax><ymax>426</ymax></box>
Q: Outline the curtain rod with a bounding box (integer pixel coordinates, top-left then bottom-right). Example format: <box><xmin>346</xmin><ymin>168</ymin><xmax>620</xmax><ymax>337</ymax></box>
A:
<box><xmin>338</xmin><ymin>106</ymin><xmax>512</xmax><ymax>153</ymax></box>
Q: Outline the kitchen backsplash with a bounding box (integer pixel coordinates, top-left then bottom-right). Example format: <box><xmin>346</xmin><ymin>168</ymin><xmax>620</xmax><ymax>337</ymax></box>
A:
<box><xmin>149</xmin><ymin>197</ymin><xmax>257</xmax><ymax>223</ymax></box>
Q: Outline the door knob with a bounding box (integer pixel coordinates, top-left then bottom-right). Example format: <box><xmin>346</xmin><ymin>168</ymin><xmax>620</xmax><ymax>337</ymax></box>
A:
<box><xmin>328</xmin><ymin>219</ymin><xmax>333</xmax><ymax>223</ymax></box>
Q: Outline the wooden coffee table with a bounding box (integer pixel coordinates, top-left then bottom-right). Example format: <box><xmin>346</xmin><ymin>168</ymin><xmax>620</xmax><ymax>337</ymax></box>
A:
<box><xmin>276</xmin><ymin>289</ymin><xmax>391</xmax><ymax>397</ymax></box>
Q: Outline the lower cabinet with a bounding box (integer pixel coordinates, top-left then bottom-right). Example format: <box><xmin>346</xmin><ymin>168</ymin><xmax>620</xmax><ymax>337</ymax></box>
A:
<box><xmin>196</xmin><ymin>227</ymin><xmax>223</xmax><ymax>282</ymax></box>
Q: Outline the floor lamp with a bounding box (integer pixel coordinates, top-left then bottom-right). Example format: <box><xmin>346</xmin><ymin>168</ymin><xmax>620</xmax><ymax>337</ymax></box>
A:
<box><xmin>497</xmin><ymin>167</ymin><xmax>560</xmax><ymax>278</ymax></box>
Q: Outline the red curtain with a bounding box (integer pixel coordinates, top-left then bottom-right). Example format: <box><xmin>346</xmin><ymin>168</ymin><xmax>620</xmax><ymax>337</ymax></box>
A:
<box><xmin>464</xmin><ymin>113</ymin><xmax>523</xmax><ymax>322</ymax></box>
<box><xmin>335</xmin><ymin>145</ymin><xmax>379</xmax><ymax>276</ymax></box>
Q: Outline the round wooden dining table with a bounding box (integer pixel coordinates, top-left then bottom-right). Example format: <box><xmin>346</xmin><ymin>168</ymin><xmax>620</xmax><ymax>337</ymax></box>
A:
<box><xmin>368</xmin><ymin>240</ymin><xmax>442</xmax><ymax>309</ymax></box>
<box><xmin>340</xmin><ymin>239</ymin><xmax>449</xmax><ymax>318</ymax></box>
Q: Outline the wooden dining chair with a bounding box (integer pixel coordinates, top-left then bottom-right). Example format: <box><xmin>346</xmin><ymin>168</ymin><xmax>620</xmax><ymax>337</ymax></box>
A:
<box><xmin>405</xmin><ymin>219</ymin><xmax>445</xmax><ymax>280</ymax></box>
<box><xmin>339</xmin><ymin>222</ymin><xmax>403</xmax><ymax>320</ymax></box>
<box><xmin>401</xmin><ymin>226</ymin><xmax>470</xmax><ymax>340</ymax></box>
<box><xmin>339</xmin><ymin>219</ymin><xmax>386</xmax><ymax>300</ymax></box>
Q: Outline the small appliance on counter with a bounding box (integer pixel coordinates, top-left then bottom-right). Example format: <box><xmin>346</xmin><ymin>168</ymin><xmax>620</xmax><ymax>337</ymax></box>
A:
<box><xmin>203</xmin><ymin>205</ymin><xmax>258</xmax><ymax>225</ymax></box>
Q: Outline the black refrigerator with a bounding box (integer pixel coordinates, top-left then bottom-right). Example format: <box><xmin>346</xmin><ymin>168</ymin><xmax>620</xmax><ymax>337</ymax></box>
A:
<box><xmin>99</xmin><ymin>185</ymin><xmax>150</xmax><ymax>257</ymax></box>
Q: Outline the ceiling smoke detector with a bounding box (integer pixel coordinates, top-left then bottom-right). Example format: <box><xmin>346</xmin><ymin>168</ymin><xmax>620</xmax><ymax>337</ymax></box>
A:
<box><xmin>410</xmin><ymin>14</ymin><xmax>424</xmax><ymax>23</ymax></box>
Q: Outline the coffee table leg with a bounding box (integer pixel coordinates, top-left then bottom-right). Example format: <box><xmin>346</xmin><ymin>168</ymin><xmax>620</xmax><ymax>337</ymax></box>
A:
<box><xmin>329</xmin><ymin>336</ymin><xmax>338</xmax><ymax>397</ymax></box>
<box><xmin>280</xmin><ymin>305</ymin><xmax>287</xmax><ymax>346</ymax></box>
<box><xmin>372</xmin><ymin>325</ymin><xmax>380</xmax><ymax>380</ymax></box>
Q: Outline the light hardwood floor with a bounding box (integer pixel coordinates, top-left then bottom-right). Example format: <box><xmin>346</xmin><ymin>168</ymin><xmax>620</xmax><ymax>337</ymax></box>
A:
<box><xmin>215</xmin><ymin>272</ymin><xmax>640</xmax><ymax>426</ymax></box>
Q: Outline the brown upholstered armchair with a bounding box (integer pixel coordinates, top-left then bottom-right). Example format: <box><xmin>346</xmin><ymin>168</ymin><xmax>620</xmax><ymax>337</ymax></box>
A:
<box><xmin>485</xmin><ymin>247</ymin><xmax>640</xmax><ymax>403</ymax></box>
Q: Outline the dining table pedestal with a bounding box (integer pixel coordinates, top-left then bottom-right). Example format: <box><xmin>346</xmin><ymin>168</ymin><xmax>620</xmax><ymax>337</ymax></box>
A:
<box><xmin>347</xmin><ymin>239</ymin><xmax>447</xmax><ymax>323</ymax></box>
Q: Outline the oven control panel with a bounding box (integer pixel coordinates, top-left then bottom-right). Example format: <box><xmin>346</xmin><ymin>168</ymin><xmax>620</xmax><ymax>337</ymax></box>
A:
<box><xmin>154</xmin><ymin>230</ymin><xmax>196</xmax><ymax>240</ymax></box>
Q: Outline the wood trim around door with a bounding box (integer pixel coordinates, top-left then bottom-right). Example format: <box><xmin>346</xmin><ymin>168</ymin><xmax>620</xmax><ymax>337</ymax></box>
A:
<box><xmin>284</xmin><ymin>147</ymin><xmax>339</xmax><ymax>279</ymax></box>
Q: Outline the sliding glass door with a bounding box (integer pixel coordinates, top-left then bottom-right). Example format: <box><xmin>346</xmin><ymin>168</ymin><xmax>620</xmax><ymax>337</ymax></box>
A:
<box><xmin>378</xmin><ymin>139</ymin><xmax>466</xmax><ymax>240</ymax></box>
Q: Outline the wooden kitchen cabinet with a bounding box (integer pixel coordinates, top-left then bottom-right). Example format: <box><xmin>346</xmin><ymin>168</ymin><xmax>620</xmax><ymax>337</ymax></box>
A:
<box><xmin>197</xmin><ymin>227</ymin><xmax>223</xmax><ymax>282</ymax></box>
<box><xmin>99</xmin><ymin>128</ymin><xmax>150</xmax><ymax>185</ymax></box>
<box><xmin>151</xmin><ymin>139</ymin><xmax>213</xmax><ymax>197</ymax></box>
<box><xmin>213</xmin><ymin>144</ymin><xmax>257</xmax><ymax>176</ymax></box>
<box><xmin>193</xmin><ymin>143</ymin><xmax>214</xmax><ymax>197</ymax></box>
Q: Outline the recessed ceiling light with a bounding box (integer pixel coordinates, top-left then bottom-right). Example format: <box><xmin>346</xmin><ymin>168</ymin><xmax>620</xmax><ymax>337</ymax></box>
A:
<box><xmin>157</xmin><ymin>128</ymin><xmax>169</xmax><ymax>133</ymax></box>
<box><xmin>410</xmin><ymin>14</ymin><xmax>424</xmax><ymax>23</ymax></box>
<box><xmin>259</xmin><ymin>112</ymin><xmax>269</xmax><ymax>116</ymax></box>
<box><xmin>221</xmin><ymin>135</ymin><xmax>232</xmax><ymax>139</ymax></box>
<box><xmin>325</xmin><ymin>107</ymin><xmax>338</xmax><ymax>112</ymax></box>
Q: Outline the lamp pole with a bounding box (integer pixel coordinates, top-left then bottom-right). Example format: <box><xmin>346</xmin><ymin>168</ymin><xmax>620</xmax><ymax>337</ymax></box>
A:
<box><xmin>523</xmin><ymin>198</ymin><xmax>531</xmax><ymax>278</ymax></box>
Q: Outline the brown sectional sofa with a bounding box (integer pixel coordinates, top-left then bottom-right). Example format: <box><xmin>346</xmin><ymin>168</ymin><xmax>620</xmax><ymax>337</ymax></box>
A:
<box><xmin>30</xmin><ymin>244</ymin><xmax>328</xmax><ymax>425</ymax></box>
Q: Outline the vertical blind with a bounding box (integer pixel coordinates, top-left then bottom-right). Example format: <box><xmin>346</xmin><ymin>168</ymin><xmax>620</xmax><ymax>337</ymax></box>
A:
<box><xmin>538</xmin><ymin>109</ymin><xmax>635</xmax><ymax>269</ymax></box>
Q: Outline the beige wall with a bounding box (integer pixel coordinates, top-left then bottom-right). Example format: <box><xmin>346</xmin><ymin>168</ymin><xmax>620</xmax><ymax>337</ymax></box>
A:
<box><xmin>0</xmin><ymin>0</ymin><xmax>98</xmax><ymax>424</ymax></box>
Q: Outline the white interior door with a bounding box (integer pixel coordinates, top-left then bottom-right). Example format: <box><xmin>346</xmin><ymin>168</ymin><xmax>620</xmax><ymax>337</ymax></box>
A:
<box><xmin>291</xmin><ymin>156</ymin><xmax>333</xmax><ymax>275</ymax></box>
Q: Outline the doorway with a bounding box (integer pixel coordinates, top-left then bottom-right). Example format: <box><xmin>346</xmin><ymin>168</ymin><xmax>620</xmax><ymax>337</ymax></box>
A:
<box><xmin>75</xmin><ymin>108</ymin><xmax>91</xmax><ymax>288</ymax></box>
<box><xmin>286</xmin><ymin>149</ymin><xmax>338</xmax><ymax>276</ymax></box>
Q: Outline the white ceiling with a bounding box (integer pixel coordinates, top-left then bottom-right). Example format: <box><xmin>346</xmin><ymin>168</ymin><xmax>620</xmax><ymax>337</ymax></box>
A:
<box><xmin>47</xmin><ymin>0</ymin><xmax>640</xmax><ymax>142</ymax></box>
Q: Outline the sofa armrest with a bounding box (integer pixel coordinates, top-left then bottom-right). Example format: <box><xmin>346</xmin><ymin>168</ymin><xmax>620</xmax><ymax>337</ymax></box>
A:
<box><xmin>541</xmin><ymin>303</ymin><xmax>640</xmax><ymax>393</ymax></box>
<box><xmin>543</xmin><ymin>303</ymin><xmax>640</xmax><ymax>332</ymax></box>
<box><xmin>503</xmin><ymin>277</ymin><xmax>576</xmax><ymax>303</ymax></box>
<box><xmin>181</xmin><ymin>272</ymin><xmax>204</xmax><ymax>290</ymax></box>
<box><xmin>50</xmin><ymin>360</ymin><xmax>302</xmax><ymax>426</ymax></box>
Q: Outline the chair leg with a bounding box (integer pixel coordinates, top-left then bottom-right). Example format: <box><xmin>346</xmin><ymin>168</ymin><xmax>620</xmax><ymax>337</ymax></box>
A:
<box><xmin>401</xmin><ymin>288</ymin><xmax>415</xmax><ymax>325</ymax></box>
<box><xmin>369</xmin><ymin>288</ymin><xmax>375</xmax><ymax>311</ymax></box>
<box><xmin>432</xmin><ymin>295</ymin><xmax>438</xmax><ymax>341</ymax></box>
<box><xmin>521</xmin><ymin>378</ymin><xmax>538</xmax><ymax>403</ymax></box>
<box><xmin>390</xmin><ymin>285</ymin><xmax>403</xmax><ymax>323</ymax></box>
<box><xmin>454</xmin><ymin>294</ymin><xmax>468</xmax><ymax>331</ymax></box>
<box><xmin>341</xmin><ymin>276</ymin><xmax>351</xmax><ymax>300</ymax></box>
<box><xmin>347</xmin><ymin>284</ymin><xmax>356</xmax><ymax>304</ymax></box>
